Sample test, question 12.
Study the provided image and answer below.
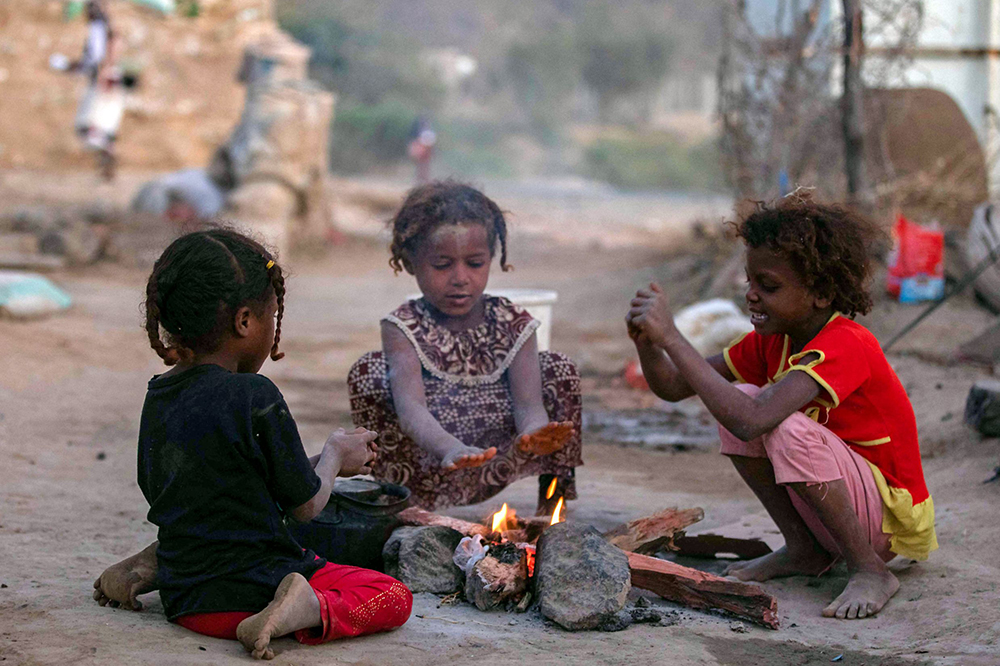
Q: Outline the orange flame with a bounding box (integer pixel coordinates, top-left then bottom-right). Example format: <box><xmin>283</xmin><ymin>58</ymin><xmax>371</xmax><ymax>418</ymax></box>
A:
<box><xmin>550</xmin><ymin>497</ymin><xmax>564</xmax><ymax>525</ymax></box>
<box><xmin>545</xmin><ymin>477</ymin><xmax>557</xmax><ymax>500</ymax></box>
<box><xmin>491</xmin><ymin>503</ymin><xmax>510</xmax><ymax>532</ymax></box>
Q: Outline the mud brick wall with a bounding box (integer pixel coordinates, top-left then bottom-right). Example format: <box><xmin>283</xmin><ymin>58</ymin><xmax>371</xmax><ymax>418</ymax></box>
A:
<box><xmin>0</xmin><ymin>0</ymin><xmax>276</xmax><ymax>171</ymax></box>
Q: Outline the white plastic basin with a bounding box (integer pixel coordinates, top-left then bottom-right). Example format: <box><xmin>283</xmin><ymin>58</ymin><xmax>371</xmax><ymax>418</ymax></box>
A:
<box><xmin>405</xmin><ymin>288</ymin><xmax>559</xmax><ymax>351</ymax></box>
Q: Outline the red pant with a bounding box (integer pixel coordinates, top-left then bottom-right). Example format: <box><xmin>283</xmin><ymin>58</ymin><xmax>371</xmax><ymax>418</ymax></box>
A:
<box><xmin>175</xmin><ymin>562</ymin><xmax>412</xmax><ymax>644</ymax></box>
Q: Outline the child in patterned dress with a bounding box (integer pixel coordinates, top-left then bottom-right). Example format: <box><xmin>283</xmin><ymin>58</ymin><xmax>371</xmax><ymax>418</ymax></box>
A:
<box><xmin>349</xmin><ymin>181</ymin><xmax>582</xmax><ymax>513</ymax></box>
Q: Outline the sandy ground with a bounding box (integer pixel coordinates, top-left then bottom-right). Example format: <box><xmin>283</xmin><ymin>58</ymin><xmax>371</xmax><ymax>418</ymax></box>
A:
<box><xmin>2</xmin><ymin>173</ymin><xmax>1000</xmax><ymax>665</ymax></box>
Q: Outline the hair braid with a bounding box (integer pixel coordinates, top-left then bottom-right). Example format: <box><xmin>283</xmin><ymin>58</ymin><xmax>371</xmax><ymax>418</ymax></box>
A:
<box><xmin>144</xmin><ymin>270</ymin><xmax>181</xmax><ymax>365</ymax></box>
<box><xmin>143</xmin><ymin>227</ymin><xmax>288</xmax><ymax>366</ymax></box>
<box><xmin>268</xmin><ymin>264</ymin><xmax>286</xmax><ymax>361</ymax></box>
<box><xmin>484</xmin><ymin>195</ymin><xmax>511</xmax><ymax>272</ymax></box>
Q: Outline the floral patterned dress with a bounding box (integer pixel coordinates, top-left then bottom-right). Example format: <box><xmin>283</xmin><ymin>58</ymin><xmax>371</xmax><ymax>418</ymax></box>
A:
<box><xmin>348</xmin><ymin>295</ymin><xmax>582</xmax><ymax>510</ymax></box>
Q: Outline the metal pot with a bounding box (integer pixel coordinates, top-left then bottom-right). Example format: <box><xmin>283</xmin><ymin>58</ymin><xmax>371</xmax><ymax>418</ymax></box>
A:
<box><xmin>288</xmin><ymin>479</ymin><xmax>411</xmax><ymax>572</ymax></box>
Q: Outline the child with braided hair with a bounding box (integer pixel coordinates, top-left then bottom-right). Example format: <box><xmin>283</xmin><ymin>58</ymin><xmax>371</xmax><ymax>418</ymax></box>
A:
<box><xmin>91</xmin><ymin>229</ymin><xmax>412</xmax><ymax>659</ymax></box>
<box><xmin>348</xmin><ymin>181</ymin><xmax>583</xmax><ymax>513</ymax></box>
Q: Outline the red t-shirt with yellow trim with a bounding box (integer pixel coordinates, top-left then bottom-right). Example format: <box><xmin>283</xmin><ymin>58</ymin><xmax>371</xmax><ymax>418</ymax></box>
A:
<box><xmin>724</xmin><ymin>314</ymin><xmax>937</xmax><ymax>560</ymax></box>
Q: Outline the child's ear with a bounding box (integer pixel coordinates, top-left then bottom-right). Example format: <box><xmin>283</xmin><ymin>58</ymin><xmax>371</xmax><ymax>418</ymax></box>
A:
<box><xmin>813</xmin><ymin>293</ymin><xmax>834</xmax><ymax>310</ymax></box>
<box><xmin>233</xmin><ymin>305</ymin><xmax>253</xmax><ymax>338</ymax></box>
<box><xmin>401</xmin><ymin>256</ymin><xmax>415</xmax><ymax>275</ymax></box>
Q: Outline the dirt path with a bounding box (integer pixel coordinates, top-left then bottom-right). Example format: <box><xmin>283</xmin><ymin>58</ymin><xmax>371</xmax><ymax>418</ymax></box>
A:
<box><xmin>2</xmin><ymin>180</ymin><xmax>999</xmax><ymax>665</ymax></box>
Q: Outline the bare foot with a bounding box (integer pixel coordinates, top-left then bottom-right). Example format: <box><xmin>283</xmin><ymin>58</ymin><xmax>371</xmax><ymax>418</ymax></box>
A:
<box><xmin>516</xmin><ymin>422</ymin><xmax>574</xmax><ymax>456</ymax></box>
<box><xmin>236</xmin><ymin>573</ymin><xmax>320</xmax><ymax>660</ymax></box>
<box><xmin>724</xmin><ymin>545</ymin><xmax>833</xmax><ymax>582</ymax></box>
<box><xmin>440</xmin><ymin>443</ymin><xmax>497</xmax><ymax>472</ymax></box>
<box><xmin>822</xmin><ymin>569</ymin><xmax>899</xmax><ymax>619</ymax></box>
<box><xmin>93</xmin><ymin>541</ymin><xmax>159</xmax><ymax>611</ymax></box>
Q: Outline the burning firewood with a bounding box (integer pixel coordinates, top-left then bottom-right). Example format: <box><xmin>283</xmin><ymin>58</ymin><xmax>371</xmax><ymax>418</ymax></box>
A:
<box><xmin>397</xmin><ymin>507</ymin><xmax>490</xmax><ymax>537</ymax></box>
<box><xmin>603</xmin><ymin>507</ymin><xmax>705</xmax><ymax>554</ymax></box>
<box><xmin>625</xmin><ymin>551</ymin><xmax>779</xmax><ymax>629</ymax></box>
<box><xmin>464</xmin><ymin>541</ymin><xmax>530</xmax><ymax>611</ymax></box>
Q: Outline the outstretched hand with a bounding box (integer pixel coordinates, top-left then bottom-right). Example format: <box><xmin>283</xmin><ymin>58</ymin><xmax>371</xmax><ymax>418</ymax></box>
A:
<box><xmin>440</xmin><ymin>444</ymin><xmax>497</xmax><ymax>472</ymax></box>
<box><xmin>626</xmin><ymin>283</ymin><xmax>678</xmax><ymax>349</ymax></box>
<box><xmin>517</xmin><ymin>421</ymin><xmax>574</xmax><ymax>456</ymax></box>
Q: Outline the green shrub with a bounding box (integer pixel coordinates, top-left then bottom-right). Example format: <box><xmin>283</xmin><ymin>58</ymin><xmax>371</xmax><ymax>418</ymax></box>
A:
<box><xmin>584</xmin><ymin>133</ymin><xmax>723</xmax><ymax>192</ymax></box>
<box><xmin>330</xmin><ymin>102</ymin><xmax>417</xmax><ymax>173</ymax></box>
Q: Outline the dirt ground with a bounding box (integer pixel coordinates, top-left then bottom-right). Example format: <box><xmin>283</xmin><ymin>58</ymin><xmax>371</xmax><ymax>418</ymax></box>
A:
<box><xmin>2</xmin><ymin>172</ymin><xmax>1000</xmax><ymax>665</ymax></box>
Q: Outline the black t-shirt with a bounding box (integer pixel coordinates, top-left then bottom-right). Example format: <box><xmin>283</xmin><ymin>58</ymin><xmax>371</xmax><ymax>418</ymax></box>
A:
<box><xmin>137</xmin><ymin>364</ymin><xmax>325</xmax><ymax>620</ymax></box>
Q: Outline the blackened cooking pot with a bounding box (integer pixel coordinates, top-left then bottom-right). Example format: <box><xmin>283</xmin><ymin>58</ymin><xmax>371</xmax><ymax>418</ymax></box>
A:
<box><xmin>288</xmin><ymin>478</ymin><xmax>411</xmax><ymax>572</ymax></box>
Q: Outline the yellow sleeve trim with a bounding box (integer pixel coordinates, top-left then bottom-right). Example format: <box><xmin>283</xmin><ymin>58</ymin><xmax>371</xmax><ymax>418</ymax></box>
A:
<box><xmin>849</xmin><ymin>436</ymin><xmax>892</xmax><ymax>447</ymax></box>
<box><xmin>865</xmin><ymin>461</ymin><xmax>938</xmax><ymax>561</ymax></box>
<box><xmin>783</xmin><ymin>349</ymin><xmax>842</xmax><ymax>408</ymax></box>
<box><xmin>723</xmin><ymin>332</ymin><xmax>751</xmax><ymax>384</ymax></box>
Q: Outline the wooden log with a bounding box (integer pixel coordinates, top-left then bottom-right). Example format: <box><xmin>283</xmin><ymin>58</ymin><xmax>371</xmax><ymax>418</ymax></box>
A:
<box><xmin>603</xmin><ymin>507</ymin><xmax>704</xmax><ymax>554</ymax></box>
<box><xmin>673</xmin><ymin>533</ymin><xmax>773</xmax><ymax>560</ymax></box>
<box><xmin>626</xmin><ymin>551</ymin><xmax>779</xmax><ymax>629</ymax></box>
<box><xmin>397</xmin><ymin>507</ymin><xmax>489</xmax><ymax>538</ymax></box>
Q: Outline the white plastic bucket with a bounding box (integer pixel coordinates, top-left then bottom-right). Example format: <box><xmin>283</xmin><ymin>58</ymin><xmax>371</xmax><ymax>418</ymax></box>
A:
<box><xmin>405</xmin><ymin>288</ymin><xmax>560</xmax><ymax>351</ymax></box>
<box><xmin>490</xmin><ymin>288</ymin><xmax>559</xmax><ymax>351</ymax></box>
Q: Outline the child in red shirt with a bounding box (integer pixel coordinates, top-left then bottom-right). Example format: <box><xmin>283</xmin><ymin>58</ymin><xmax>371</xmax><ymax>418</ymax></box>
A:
<box><xmin>627</xmin><ymin>198</ymin><xmax>936</xmax><ymax>620</ymax></box>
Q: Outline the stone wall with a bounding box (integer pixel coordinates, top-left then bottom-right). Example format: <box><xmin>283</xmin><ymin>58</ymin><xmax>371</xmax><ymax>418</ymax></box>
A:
<box><xmin>0</xmin><ymin>0</ymin><xmax>276</xmax><ymax>171</ymax></box>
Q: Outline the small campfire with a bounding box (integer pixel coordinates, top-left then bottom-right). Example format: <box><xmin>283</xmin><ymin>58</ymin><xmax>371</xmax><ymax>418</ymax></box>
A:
<box><xmin>463</xmin><ymin>494</ymin><xmax>567</xmax><ymax>611</ymax></box>
<box><xmin>393</xmin><ymin>501</ymin><xmax>781</xmax><ymax>630</ymax></box>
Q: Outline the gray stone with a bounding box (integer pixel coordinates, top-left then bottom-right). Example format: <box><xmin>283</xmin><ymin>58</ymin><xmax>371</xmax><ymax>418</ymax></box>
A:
<box><xmin>382</xmin><ymin>526</ymin><xmax>464</xmax><ymax>594</ymax></box>
<box><xmin>535</xmin><ymin>522</ymin><xmax>631</xmax><ymax>631</ymax></box>
<box><xmin>599</xmin><ymin>610</ymin><xmax>633</xmax><ymax>632</ymax></box>
<box><xmin>965</xmin><ymin>380</ymin><xmax>1000</xmax><ymax>437</ymax></box>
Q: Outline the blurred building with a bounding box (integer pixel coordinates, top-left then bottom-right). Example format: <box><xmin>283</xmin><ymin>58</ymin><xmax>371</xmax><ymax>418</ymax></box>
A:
<box><xmin>835</xmin><ymin>0</ymin><xmax>1000</xmax><ymax>196</ymax></box>
<box><xmin>0</xmin><ymin>0</ymin><xmax>277</xmax><ymax>171</ymax></box>
<box><xmin>745</xmin><ymin>0</ymin><xmax>1000</xmax><ymax>198</ymax></box>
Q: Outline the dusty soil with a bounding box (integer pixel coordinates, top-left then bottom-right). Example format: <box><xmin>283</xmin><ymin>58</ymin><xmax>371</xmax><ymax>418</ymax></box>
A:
<box><xmin>2</xmin><ymin>173</ymin><xmax>1000</xmax><ymax>665</ymax></box>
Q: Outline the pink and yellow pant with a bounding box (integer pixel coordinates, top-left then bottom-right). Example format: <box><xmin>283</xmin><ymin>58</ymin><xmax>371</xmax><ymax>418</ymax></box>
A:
<box><xmin>719</xmin><ymin>384</ymin><xmax>893</xmax><ymax>562</ymax></box>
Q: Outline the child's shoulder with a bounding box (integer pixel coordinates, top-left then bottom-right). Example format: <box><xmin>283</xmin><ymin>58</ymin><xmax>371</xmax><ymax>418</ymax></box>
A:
<box><xmin>816</xmin><ymin>314</ymin><xmax>879</xmax><ymax>348</ymax></box>
<box><xmin>220</xmin><ymin>371</ymin><xmax>284</xmax><ymax>405</ymax></box>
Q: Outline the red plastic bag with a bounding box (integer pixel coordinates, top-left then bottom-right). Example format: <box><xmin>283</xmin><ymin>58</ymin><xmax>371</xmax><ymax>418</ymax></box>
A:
<box><xmin>885</xmin><ymin>214</ymin><xmax>944</xmax><ymax>302</ymax></box>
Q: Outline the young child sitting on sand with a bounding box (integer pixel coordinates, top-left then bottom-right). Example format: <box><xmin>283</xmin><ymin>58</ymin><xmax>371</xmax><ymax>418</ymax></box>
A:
<box><xmin>92</xmin><ymin>229</ymin><xmax>412</xmax><ymax>659</ymax></box>
<box><xmin>348</xmin><ymin>181</ymin><xmax>582</xmax><ymax>514</ymax></box>
<box><xmin>627</xmin><ymin>198</ymin><xmax>937</xmax><ymax>620</ymax></box>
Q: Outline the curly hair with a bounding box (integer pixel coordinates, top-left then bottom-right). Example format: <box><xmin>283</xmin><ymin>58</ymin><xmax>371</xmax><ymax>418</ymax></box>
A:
<box><xmin>735</xmin><ymin>197</ymin><xmax>884</xmax><ymax>318</ymax></box>
<box><xmin>143</xmin><ymin>228</ymin><xmax>286</xmax><ymax>366</ymax></box>
<box><xmin>388</xmin><ymin>180</ymin><xmax>511</xmax><ymax>274</ymax></box>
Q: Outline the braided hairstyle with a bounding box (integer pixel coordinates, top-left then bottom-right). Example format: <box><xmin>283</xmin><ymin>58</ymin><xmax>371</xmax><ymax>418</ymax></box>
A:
<box><xmin>143</xmin><ymin>228</ymin><xmax>286</xmax><ymax>366</ymax></box>
<box><xmin>388</xmin><ymin>180</ymin><xmax>511</xmax><ymax>274</ymax></box>
<box><xmin>735</xmin><ymin>196</ymin><xmax>885</xmax><ymax>318</ymax></box>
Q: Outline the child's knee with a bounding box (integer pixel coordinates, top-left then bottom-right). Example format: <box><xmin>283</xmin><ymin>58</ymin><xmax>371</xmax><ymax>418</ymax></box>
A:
<box><xmin>735</xmin><ymin>383</ymin><xmax>764</xmax><ymax>398</ymax></box>
<box><xmin>762</xmin><ymin>413</ymin><xmax>834</xmax><ymax>481</ymax></box>
<box><xmin>378</xmin><ymin>576</ymin><xmax>413</xmax><ymax>627</ymax></box>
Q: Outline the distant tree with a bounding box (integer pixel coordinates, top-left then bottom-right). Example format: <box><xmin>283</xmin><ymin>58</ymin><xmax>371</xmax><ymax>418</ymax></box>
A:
<box><xmin>505</xmin><ymin>31</ymin><xmax>579</xmax><ymax>136</ymax></box>
<box><xmin>576</xmin><ymin>6</ymin><xmax>675</xmax><ymax>123</ymax></box>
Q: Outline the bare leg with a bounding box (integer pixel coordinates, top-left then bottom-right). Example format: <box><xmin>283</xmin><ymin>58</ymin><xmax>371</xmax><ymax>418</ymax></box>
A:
<box><xmin>93</xmin><ymin>540</ymin><xmax>159</xmax><ymax>611</ymax></box>
<box><xmin>789</xmin><ymin>480</ymin><xmax>899</xmax><ymax>619</ymax></box>
<box><xmin>723</xmin><ymin>456</ymin><xmax>833</xmax><ymax>581</ymax></box>
<box><xmin>236</xmin><ymin>573</ymin><xmax>321</xmax><ymax>660</ymax></box>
